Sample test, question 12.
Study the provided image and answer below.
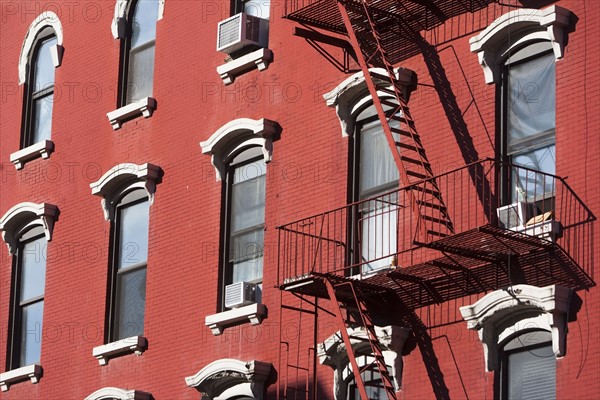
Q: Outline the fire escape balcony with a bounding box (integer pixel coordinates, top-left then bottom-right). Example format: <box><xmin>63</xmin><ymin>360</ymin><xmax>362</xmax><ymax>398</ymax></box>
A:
<box><xmin>277</xmin><ymin>159</ymin><xmax>594</xmax><ymax>309</ymax></box>
<box><xmin>283</xmin><ymin>0</ymin><xmax>507</xmax><ymax>64</ymax></box>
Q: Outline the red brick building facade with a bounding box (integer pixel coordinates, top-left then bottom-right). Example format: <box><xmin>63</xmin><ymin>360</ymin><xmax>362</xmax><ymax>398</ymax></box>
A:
<box><xmin>0</xmin><ymin>1</ymin><xmax>598</xmax><ymax>399</ymax></box>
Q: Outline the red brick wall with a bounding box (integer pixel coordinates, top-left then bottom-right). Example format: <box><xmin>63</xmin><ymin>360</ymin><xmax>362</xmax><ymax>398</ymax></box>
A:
<box><xmin>0</xmin><ymin>1</ymin><xmax>598</xmax><ymax>398</ymax></box>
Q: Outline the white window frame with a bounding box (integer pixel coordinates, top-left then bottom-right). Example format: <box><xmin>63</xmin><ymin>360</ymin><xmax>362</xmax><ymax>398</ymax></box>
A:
<box><xmin>11</xmin><ymin>11</ymin><xmax>64</xmax><ymax>170</ymax></box>
<box><xmin>318</xmin><ymin>325</ymin><xmax>410</xmax><ymax>399</ymax></box>
<box><xmin>89</xmin><ymin>163</ymin><xmax>161</xmax><ymax>364</ymax></box>
<box><xmin>85</xmin><ymin>387</ymin><xmax>152</xmax><ymax>400</ymax></box>
<box><xmin>185</xmin><ymin>358</ymin><xmax>272</xmax><ymax>399</ymax></box>
<box><xmin>459</xmin><ymin>284</ymin><xmax>572</xmax><ymax>372</ymax></box>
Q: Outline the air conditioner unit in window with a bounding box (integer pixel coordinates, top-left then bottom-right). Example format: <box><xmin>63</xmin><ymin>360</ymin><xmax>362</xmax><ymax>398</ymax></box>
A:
<box><xmin>225</xmin><ymin>281</ymin><xmax>257</xmax><ymax>308</ymax></box>
<box><xmin>497</xmin><ymin>202</ymin><xmax>527</xmax><ymax>230</ymax></box>
<box><xmin>217</xmin><ymin>12</ymin><xmax>269</xmax><ymax>55</ymax></box>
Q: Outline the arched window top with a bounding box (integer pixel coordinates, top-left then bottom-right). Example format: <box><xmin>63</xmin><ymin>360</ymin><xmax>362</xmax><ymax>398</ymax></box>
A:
<box><xmin>470</xmin><ymin>5</ymin><xmax>572</xmax><ymax>84</ymax></box>
<box><xmin>323</xmin><ymin>67</ymin><xmax>417</xmax><ymax>137</ymax></box>
<box><xmin>90</xmin><ymin>163</ymin><xmax>161</xmax><ymax>221</ymax></box>
<box><xmin>112</xmin><ymin>0</ymin><xmax>165</xmax><ymax>39</ymax></box>
<box><xmin>185</xmin><ymin>359</ymin><xmax>272</xmax><ymax>399</ymax></box>
<box><xmin>85</xmin><ymin>387</ymin><xmax>152</xmax><ymax>400</ymax></box>
<box><xmin>18</xmin><ymin>12</ymin><xmax>63</xmax><ymax>85</ymax></box>
<box><xmin>318</xmin><ymin>325</ymin><xmax>410</xmax><ymax>399</ymax></box>
<box><xmin>0</xmin><ymin>202</ymin><xmax>58</xmax><ymax>254</ymax></box>
<box><xmin>200</xmin><ymin>118</ymin><xmax>281</xmax><ymax>180</ymax></box>
<box><xmin>460</xmin><ymin>284</ymin><xmax>573</xmax><ymax>371</ymax></box>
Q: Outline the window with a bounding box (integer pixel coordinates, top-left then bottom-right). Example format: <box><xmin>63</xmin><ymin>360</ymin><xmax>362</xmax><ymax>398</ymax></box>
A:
<box><xmin>318</xmin><ymin>326</ymin><xmax>408</xmax><ymax>400</ymax></box>
<box><xmin>89</xmin><ymin>163</ymin><xmax>160</xmax><ymax>360</ymax></box>
<box><xmin>346</xmin><ymin>355</ymin><xmax>390</xmax><ymax>400</ymax></box>
<box><xmin>108</xmin><ymin>189</ymin><xmax>150</xmax><ymax>341</ymax></box>
<box><xmin>185</xmin><ymin>359</ymin><xmax>273</xmax><ymax>399</ymax></box>
<box><xmin>119</xmin><ymin>0</ymin><xmax>159</xmax><ymax>105</ymax></box>
<box><xmin>0</xmin><ymin>202</ymin><xmax>57</xmax><ymax>390</ymax></box>
<box><xmin>460</xmin><ymin>284</ymin><xmax>571</xmax><ymax>399</ymax></box>
<box><xmin>501</xmin><ymin>43</ymin><xmax>556</xmax><ymax>211</ymax></box>
<box><xmin>499</xmin><ymin>330</ymin><xmax>555</xmax><ymax>400</ymax></box>
<box><xmin>222</xmin><ymin>147</ymin><xmax>266</xmax><ymax>308</ymax></box>
<box><xmin>85</xmin><ymin>387</ymin><xmax>152</xmax><ymax>400</ymax></box>
<box><xmin>348</xmin><ymin>104</ymin><xmax>400</xmax><ymax>273</ymax></box>
<box><xmin>469</xmin><ymin>6</ymin><xmax>573</xmax><ymax>222</ymax></box>
<box><xmin>232</xmin><ymin>0</ymin><xmax>271</xmax><ymax>18</ymax></box>
<box><xmin>8</xmin><ymin>226</ymin><xmax>47</xmax><ymax>370</ymax></box>
<box><xmin>22</xmin><ymin>30</ymin><xmax>56</xmax><ymax>148</ymax></box>
<box><xmin>11</xmin><ymin>12</ymin><xmax>63</xmax><ymax>169</ymax></box>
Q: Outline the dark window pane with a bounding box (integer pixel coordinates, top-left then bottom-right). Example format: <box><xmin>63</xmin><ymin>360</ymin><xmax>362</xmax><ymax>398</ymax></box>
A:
<box><xmin>243</xmin><ymin>0</ymin><xmax>270</xmax><ymax>18</ymax></box>
<box><xmin>232</xmin><ymin>166</ymin><xmax>265</xmax><ymax>232</ymax></box>
<box><xmin>115</xmin><ymin>267</ymin><xmax>146</xmax><ymax>339</ymax></box>
<box><xmin>511</xmin><ymin>145</ymin><xmax>556</xmax><ymax>202</ymax></box>
<box><xmin>507</xmin><ymin>52</ymin><xmax>555</xmax><ymax>149</ymax></box>
<box><xmin>118</xmin><ymin>199</ymin><xmax>150</xmax><ymax>269</ymax></box>
<box><xmin>33</xmin><ymin>37</ymin><xmax>56</xmax><ymax>89</ymax></box>
<box><xmin>20</xmin><ymin>237</ymin><xmax>46</xmax><ymax>302</ymax></box>
<box><xmin>359</xmin><ymin>120</ymin><xmax>399</xmax><ymax>198</ymax></box>
<box><xmin>131</xmin><ymin>0</ymin><xmax>159</xmax><ymax>48</ymax></box>
<box><xmin>508</xmin><ymin>343</ymin><xmax>555</xmax><ymax>400</ymax></box>
<box><xmin>126</xmin><ymin>43</ymin><xmax>155</xmax><ymax>103</ymax></box>
<box><xmin>33</xmin><ymin>94</ymin><xmax>54</xmax><ymax>143</ymax></box>
<box><xmin>20</xmin><ymin>300</ymin><xmax>44</xmax><ymax>366</ymax></box>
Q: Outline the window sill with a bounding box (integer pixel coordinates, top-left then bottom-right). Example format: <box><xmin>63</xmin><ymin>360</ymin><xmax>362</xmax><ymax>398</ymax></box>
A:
<box><xmin>205</xmin><ymin>303</ymin><xmax>267</xmax><ymax>335</ymax></box>
<box><xmin>107</xmin><ymin>97</ymin><xmax>157</xmax><ymax>130</ymax></box>
<box><xmin>92</xmin><ymin>335</ymin><xmax>147</xmax><ymax>365</ymax></box>
<box><xmin>0</xmin><ymin>364</ymin><xmax>43</xmax><ymax>392</ymax></box>
<box><xmin>217</xmin><ymin>48</ymin><xmax>273</xmax><ymax>85</ymax></box>
<box><xmin>10</xmin><ymin>140</ymin><xmax>54</xmax><ymax>170</ymax></box>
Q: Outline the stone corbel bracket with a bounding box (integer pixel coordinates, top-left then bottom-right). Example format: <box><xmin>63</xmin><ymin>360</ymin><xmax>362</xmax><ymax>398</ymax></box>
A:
<box><xmin>460</xmin><ymin>284</ymin><xmax>573</xmax><ymax>371</ymax></box>
<box><xmin>323</xmin><ymin>67</ymin><xmax>418</xmax><ymax>137</ymax></box>
<box><xmin>0</xmin><ymin>202</ymin><xmax>59</xmax><ymax>254</ymax></box>
<box><xmin>470</xmin><ymin>5</ymin><xmax>572</xmax><ymax>84</ymax></box>
<box><xmin>200</xmin><ymin>118</ymin><xmax>281</xmax><ymax>181</ymax></box>
<box><xmin>18</xmin><ymin>11</ymin><xmax>64</xmax><ymax>85</ymax></box>
<box><xmin>90</xmin><ymin>163</ymin><xmax>162</xmax><ymax>221</ymax></box>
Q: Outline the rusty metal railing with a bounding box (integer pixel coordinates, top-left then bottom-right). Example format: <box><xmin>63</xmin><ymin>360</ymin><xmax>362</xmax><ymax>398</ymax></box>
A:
<box><xmin>276</xmin><ymin>159</ymin><xmax>594</xmax><ymax>286</ymax></box>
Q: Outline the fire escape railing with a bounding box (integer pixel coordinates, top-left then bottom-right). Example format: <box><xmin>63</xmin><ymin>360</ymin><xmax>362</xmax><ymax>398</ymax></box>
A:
<box><xmin>276</xmin><ymin>158</ymin><xmax>594</xmax><ymax>286</ymax></box>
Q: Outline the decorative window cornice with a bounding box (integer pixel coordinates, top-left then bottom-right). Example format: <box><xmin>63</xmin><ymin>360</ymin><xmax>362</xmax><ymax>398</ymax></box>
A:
<box><xmin>318</xmin><ymin>325</ymin><xmax>410</xmax><ymax>399</ymax></box>
<box><xmin>200</xmin><ymin>118</ymin><xmax>281</xmax><ymax>181</ymax></box>
<box><xmin>185</xmin><ymin>359</ymin><xmax>272</xmax><ymax>399</ymax></box>
<box><xmin>0</xmin><ymin>202</ymin><xmax>59</xmax><ymax>254</ymax></box>
<box><xmin>323</xmin><ymin>67</ymin><xmax>417</xmax><ymax>137</ymax></box>
<box><xmin>18</xmin><ymin>11</ymin><xmax>64</xmax><ymax>85</ymax></box>
<box><xmin>89</xmin><ymin>163</ymin><xmax>161</xmax><ymax>221</ymax></box>
<box><xmin>470</xmin><ymin>5</ymin><xmax>572</xmax><ymax>84</ymax></box>
<box><xmin>111</xmin><ymin>0</ymin><xmax>165</xmax><ymax>39</ymax></box>
<box><xmin>460</xmin><ymin>284</ymin><xmax>572</xmax><ymax>371</ymax></box>
<box><xmin>85</xmin><ymin>387</ymin><xmax>152</xmax><ymax>400</ymax></box>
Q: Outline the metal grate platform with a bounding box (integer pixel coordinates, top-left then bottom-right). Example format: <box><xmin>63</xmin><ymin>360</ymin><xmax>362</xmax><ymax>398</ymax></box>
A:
<box><xmin>280</xmin><ymin>225</ymin><xmax>594</xmax><ymax>309</ymax></box>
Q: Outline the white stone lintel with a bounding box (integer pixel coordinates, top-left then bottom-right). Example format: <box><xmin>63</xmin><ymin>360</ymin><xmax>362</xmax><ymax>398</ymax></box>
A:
<box><xmin>10</xmin><ymin>140</ymin><xmax>55</xmax><ymax>170</ymax></box>
<box><xmin>92</xmin><ymin>335</ymin><xmax>147</xmax><ymax>365</ymax></box>
<box><xmin>205</xmin><ymin>303</ymin><xmax>267</xmax><ymax>335</ymax></box>
<box><xmin>0</xmin><ymin>364</ymin><xmax>43</xmax><ymax>392</ymax></box>
<box><xmin>217</xmin><ymin>48</ymin><xmax>273</xmax><ymax>85</ymax></box>
<box><xmin>107</xmin><ymin>97</ymin><xmax>157</xmax><ymax>130</ymax></box>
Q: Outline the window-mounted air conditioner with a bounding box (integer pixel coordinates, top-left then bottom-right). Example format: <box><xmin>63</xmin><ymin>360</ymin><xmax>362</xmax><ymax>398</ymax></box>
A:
<box><xmin>225</xmin><ymin>281</ymin><xmax>257</xmax><ymax>308</ymax></box>
<box><xmin>217</xmin><ymin>12</ymin><xmax>269</xmax><ymax>55</ymax></box>
<box><xmin>497</xmin><ymin>202</ymin><xmax>527</xmax><ymax>230</ymax></box>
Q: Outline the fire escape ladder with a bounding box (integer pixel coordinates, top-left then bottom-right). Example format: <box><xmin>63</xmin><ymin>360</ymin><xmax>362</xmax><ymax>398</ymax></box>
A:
<box><xmin>324</xmin><ymin>278</ymin><xmax>397</xmax><ymax>400</ymax></box>
<box><xmin>337</xmin><ymin>0</ymin><xmax>454</xmax><ymax>241</ymax></box>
